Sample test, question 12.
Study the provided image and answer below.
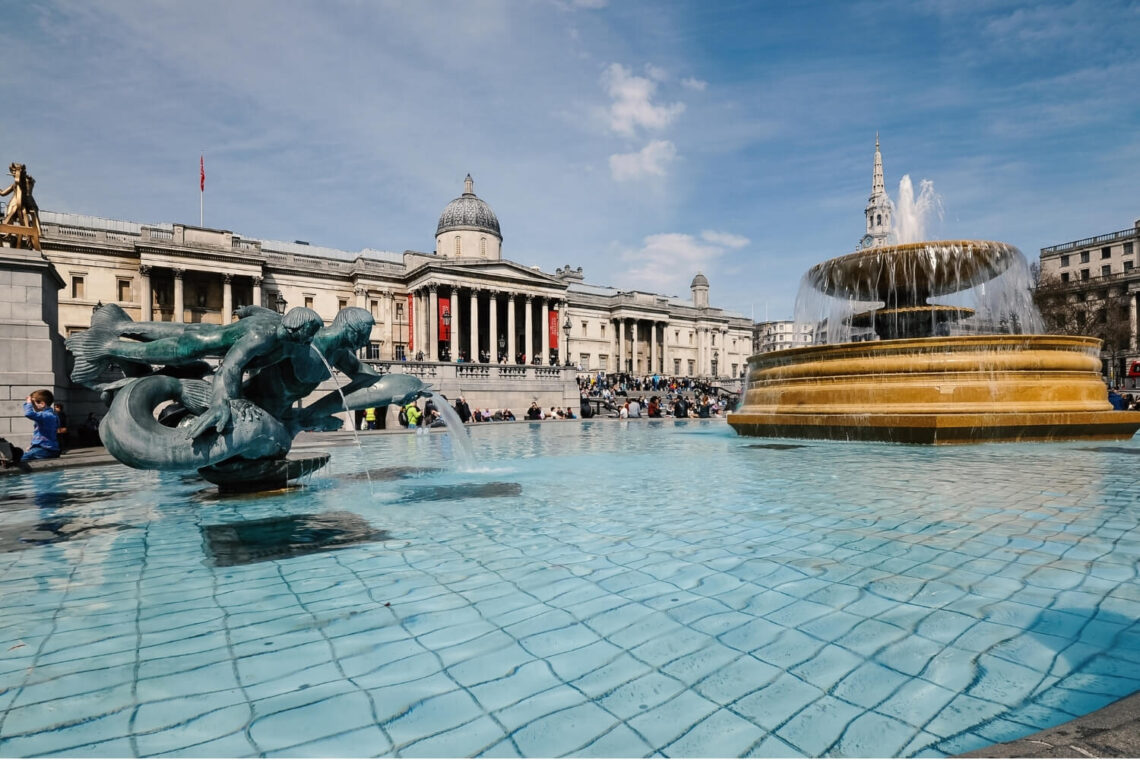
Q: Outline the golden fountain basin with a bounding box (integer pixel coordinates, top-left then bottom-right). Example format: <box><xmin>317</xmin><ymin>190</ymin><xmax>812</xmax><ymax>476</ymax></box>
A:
<box><xmin>726</xmin><ymin>335</ymin><xmax>1140</xmax><ymax>444</ymax></box>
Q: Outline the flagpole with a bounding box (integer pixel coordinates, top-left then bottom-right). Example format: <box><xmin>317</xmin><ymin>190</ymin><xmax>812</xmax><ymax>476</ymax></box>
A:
<box><xmin>199</xmin><ymin>153</ymin><xmax>205</xmax><ymax>227</ymax></box>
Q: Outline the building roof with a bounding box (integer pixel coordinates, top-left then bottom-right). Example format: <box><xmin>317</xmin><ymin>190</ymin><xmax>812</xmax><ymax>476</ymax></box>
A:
<box><xmin>436</xmin><ymin>174</ymin><xmax>501</xmax><ymax>238</ymax></box>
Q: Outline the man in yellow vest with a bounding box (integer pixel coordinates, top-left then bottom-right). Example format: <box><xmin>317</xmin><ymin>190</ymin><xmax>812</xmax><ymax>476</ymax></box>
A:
<box><xmin>404</xmin><ymin>401</ymin><xmax>422</xmax><ymax>430</ymax></box>
<box><xmin>364</xmin><ymin>407</ymin><xmax>377</xmax><ymax>430</ymax></box>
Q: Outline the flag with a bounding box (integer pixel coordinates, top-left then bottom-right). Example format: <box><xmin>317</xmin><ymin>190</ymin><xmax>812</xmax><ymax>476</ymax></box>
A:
<box><xmin>200</xmin><ymin>155</ymin><xmax>205</xmax><ymax>192</ymax></box>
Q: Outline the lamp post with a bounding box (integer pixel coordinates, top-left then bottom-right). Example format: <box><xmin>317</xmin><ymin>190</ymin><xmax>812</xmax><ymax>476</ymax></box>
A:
<box><xmin>712</xmin><ymin>349</ymin><xmax>719</xmax><ymax>379</ymax></box>
<box><xmin>498</xmin><ymin>334</ymin><xmax>505</xmax><ymax>363</ymax></box>
<box><xmin>563</xmin><ymin>313</ymin><xmax>573</xmax><ymax>366</ymax></box>
<box><xmin>274</xmin><ymin>292</ymin><xmax>287</xmax><ymax>314</ymax></box>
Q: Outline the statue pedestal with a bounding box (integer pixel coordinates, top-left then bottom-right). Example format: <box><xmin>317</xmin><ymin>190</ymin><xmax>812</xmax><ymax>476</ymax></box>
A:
<box><xmin>0</xmin><ymin>244</ymin><xmax>65</xmax><ymax>439</ymax></box>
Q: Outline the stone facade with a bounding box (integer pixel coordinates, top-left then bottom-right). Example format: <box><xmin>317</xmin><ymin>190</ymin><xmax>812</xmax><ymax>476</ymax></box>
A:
<box><xmin>1</xmin><ymin>175</ymin><xmax>753</xmax><ymax>430</ymax></box>
<box><xmin>1037</xmin><ymin>217</ymin><xmax>1140</xmax><ymax>385</ymax></box>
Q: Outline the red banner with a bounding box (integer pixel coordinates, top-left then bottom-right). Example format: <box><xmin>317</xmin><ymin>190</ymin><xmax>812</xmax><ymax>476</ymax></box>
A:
<box><xmin>407</xmin><ymin>293</ymin><xmax>414</xmax><ymax>353</ymax></box>
<box><xmin>549</xmin><ymin>310</ymin><xmax>560</xmax><ymax>350</ymax></box>
<box><xmin>438</xmin><ymin>301</ymin><xmax>451</xmax><ymax>341</ymax></box>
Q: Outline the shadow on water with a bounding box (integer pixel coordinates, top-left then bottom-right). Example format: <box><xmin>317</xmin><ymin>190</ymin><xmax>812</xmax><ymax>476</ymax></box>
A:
<box><xmin>746</xmin><ymin>443</ymin><xmax>810</xmax><ymax>450</ymax></box>
<box><xmin>397</xmin><ymin>482</ymin><xmax>522</xmax><ymax>504</ymax></box>
<box><xmin>0</xmin><ymin>473</ymin><xmax>135</xmax><ymax>551</ymax></box>
<box><xmin>202</xmin><ymin>511</ymin><xmax>389</xmax><ymax>567</ymax></box>
<box><xmin>338</xmin><ymin>466</ymin><xmax>441</xmax><ymax>482</ymax></box>
<box><xmin>1075</xmin><ymin>446</ymin><xmax>1140</xmax><ymax>456</ymax></box>
<box><xmin>933</xmin><ymin>607</ymin><xmax>1140</xmax><ymax>755</ymax></box>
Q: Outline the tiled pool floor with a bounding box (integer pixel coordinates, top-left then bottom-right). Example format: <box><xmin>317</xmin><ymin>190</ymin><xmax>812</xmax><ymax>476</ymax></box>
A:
<box><xmin>2</xmin><ymin>421</ymin><xmax>1140</xmax><ymax>756</ymax></box>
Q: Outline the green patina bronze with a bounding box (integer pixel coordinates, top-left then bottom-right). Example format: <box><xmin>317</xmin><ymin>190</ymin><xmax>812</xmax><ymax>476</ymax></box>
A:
<box><xmin>67</xmin><ymin>303</ymin><xmax>431</xmax><ymax>490</ymax></box>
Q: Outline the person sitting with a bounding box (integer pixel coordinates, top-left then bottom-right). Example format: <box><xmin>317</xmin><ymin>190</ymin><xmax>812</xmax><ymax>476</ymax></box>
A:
<box><xmin>502</xmin><ymin>408</ymin><xmax>516</xmax><ymax>421</ymax></box>
<box><xmin>526</xmin><ymin>401</ymin><xmax>542</xmax><ymax>420</ymax></box>
<box><xmin>22</xmin><ymin>389</ymin><xmax>61</xmax><ymax>461</ymax></box>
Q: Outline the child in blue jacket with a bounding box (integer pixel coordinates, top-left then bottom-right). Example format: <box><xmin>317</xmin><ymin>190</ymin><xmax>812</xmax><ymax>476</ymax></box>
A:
<box><xmin>22</xmin><ymin>388</ymin><xmax>61</xmax><ymax>460</ymax></box>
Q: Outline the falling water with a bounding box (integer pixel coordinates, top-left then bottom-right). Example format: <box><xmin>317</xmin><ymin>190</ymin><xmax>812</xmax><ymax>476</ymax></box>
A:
<box><xmin>311</xmin><ymin>346</ymin><xmax>373</xmax><ymax>491</ymax></box>
<box><xmin>430</xmin><ymin>392</ymin><xmax>476</xmax><ymax>469</ymax></box>
<box><xmin>893</xmin><ymin>175</ymin><xmax>943</xmax><ymax>244</ymax></box>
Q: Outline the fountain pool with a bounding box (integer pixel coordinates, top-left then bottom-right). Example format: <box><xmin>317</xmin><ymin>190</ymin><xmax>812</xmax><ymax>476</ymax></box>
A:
<box><xmin>3</xmin><ymin>420</ymin><xmax>1140</xmax><ymax>757</ymax></box>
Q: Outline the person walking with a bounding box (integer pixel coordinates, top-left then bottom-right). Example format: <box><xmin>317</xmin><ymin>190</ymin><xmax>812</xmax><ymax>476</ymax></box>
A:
<box><xmin>363</xmin><ymin>407</ymin><xmax>377</xmax><ymax>430</ymax></box>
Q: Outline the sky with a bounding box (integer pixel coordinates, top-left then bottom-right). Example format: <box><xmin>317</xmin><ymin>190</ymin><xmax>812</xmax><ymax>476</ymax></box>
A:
<box><xmin>5</xmin><ymin>0</ymin><xmax>1139</xmax><ymax>319</ymax></box>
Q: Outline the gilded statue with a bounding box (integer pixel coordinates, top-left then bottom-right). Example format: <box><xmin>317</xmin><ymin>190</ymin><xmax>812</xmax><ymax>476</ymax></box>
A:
<box><xmin>0</xmin><ymin>162</ymin><xmax>42</xmax><ymax>250</ymax></box>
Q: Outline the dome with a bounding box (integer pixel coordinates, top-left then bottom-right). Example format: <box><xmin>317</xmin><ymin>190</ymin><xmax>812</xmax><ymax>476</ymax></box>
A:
<box><xmin>691</xmin><ymin>272</ymin><xmax>709</xmax><ymax>288</ymax></box>
<box><xmin>436</xmin><ymin>174</ymin><xmax>501</xmax><ymax>238</ymax></box>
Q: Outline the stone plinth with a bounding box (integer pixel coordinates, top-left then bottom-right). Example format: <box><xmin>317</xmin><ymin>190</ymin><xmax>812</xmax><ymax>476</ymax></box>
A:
<box><xmin>0</xmin><ymin>245</ymin><xmax>65</xmax><ymax>437</ymax></box>
<box><xmin>727</xmin><ymin>335</ymin><xmax>1140</xmax><ymax>444</ymax></box>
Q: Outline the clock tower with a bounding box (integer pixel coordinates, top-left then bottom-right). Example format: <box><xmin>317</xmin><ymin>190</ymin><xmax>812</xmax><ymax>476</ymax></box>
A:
<box><xmin>861</xmin><ymin>134</ymin><xmax>892</xmax><ymax>250</ymax></box>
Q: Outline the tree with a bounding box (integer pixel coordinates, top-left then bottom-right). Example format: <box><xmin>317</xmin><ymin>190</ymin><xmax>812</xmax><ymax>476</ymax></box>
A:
<box><xmin>1033</xmin><ymin>273</ymin><xmax>1133</xmax><ymax>384</ymax></box>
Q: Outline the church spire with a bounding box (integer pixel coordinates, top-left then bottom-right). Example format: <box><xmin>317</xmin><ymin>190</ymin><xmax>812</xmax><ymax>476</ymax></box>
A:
<box><xmin>862</xmin><ymin>134</ymin><xmax>892</xmax><ymax>249</ymax></box>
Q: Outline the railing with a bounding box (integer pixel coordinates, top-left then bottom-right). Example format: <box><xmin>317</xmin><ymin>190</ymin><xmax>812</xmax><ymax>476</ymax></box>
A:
<box><xmin>57</xmin><ymin>225</ymin><xmax>98</xmax><ymax>240</ymax></box>
<box><xmin>1042</xmin><ymin>227</ymin><xmax>1137</xmax><ymax>254</ymax></box>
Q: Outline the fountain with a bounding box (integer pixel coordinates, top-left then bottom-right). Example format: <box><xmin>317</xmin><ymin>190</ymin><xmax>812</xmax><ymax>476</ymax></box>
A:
<box><xmin>65</xmin><ymin>303</ymin><xmax>433</xmax><ymax>490</ymax></box>
<box><xmin>728</xmin><ymin>239</ymin><xmax>1140</xmax><ymax>443</ymax></box>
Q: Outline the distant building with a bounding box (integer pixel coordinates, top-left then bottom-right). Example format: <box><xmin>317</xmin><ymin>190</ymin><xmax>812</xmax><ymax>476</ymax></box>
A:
<box><xmin>754</xmin><ymin>320</ymin><xmax>814</xmax><ymax>353</ymax></box>
<box><xmin>7</xmin><ymin>174</ymin><xmax>753</xmax><ymax>378</ymax></box>
<box><xmin>1037</xmin><ymin>217</ymin><xmax>1140</xmax><ymax>385</ymax></box>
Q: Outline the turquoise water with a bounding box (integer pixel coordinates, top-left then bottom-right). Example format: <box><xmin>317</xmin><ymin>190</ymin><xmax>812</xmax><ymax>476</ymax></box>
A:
<box><xmin>2</xmin><ymin>420</ymin><xmax>1140</xmax><ymax>757</ymax></box>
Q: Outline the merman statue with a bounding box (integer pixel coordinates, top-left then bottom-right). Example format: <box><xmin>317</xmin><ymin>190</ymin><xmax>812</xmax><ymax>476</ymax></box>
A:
<box><xmin>66</xmin><ymin>303</ymin><xmax>432</xmax><ymax>490</ymax></box>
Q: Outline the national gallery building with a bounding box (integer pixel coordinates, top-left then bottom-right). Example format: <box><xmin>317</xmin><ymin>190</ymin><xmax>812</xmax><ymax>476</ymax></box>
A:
<box><xmin>33</xmin><ymin>175</ymin><xmax>753</xmax><ymax>381</ymax></box>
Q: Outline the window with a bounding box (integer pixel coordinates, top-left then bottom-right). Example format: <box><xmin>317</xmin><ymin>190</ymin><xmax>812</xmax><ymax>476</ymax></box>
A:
<box><xmin>1102</xmin><ymin>247</ymin><xmax>1111</xmax><ymax>259</ymax></box>
<box><xmin>1061</xmin><ymin>272</ymin><xmax>1070</xmax><ymax>283</ymax></box>
<box><xmin>454</xmin><ymin>236</ymin><xmax>461</xmax><ymax>256</ymax></box>
<box><xmin>689</xmin><ymin>331</ymin><xmax>694</xmax><ymax>345</ymax></box>
<box><xmin>712</xmin><ymin>333</ymin><xmax>717</xmax><ymax>346</ymax></box>
<box><xmin>581</xmin><ymin>321</ymin><xmax>587</xmax><ymax>336</ymax></box>
<box><xmin>599</xmin><ymin>354</ymin><xmax>608</xmax><ymax>370</ymax></box>
<box><xmin>732</xmin><ymin>363</ymin><xmax>738</xmax><ymax>377</ymax></box>
<box><xmin>117</xmin><ymin>278</ymin><xmax>131</xmax><ymax>302</ymax></box>
<box><xmin>1125</xmin><ymin>261</ymin><xmax>1134</xmax><ymax>271</ymax></box>
<box><xmin>480</xmin><ymin>237</ymin><xmax>487</xmax><ymax>258</ymax></box>
<box><xmin>1125</xmin><ymin>242</ymin><xmax>1134</xmax><ymax>255</ymax></box>
<box><xmin>1081</xmin><ymin>269</ymin><xmax>1090</xmax><ymax>281</ymax></box>
<box><xmin>1080</xmin><ymin>251</ymin><xmax>1090</xmax><ymax>264</ymax></box>
<box><xmin>1061</xmin><ymin>255</ymin><xmax>1070</xmax><ymax>267</ymax></box>
<box><xmin>675</xmin><ymin>330</ymin><xmax>680</xmax><ymax>342</ymax></box>
<box><xmin>394</xmin><ymin>343</ymin><xmax>406</xmax><ymax>360</ymax></box>
<box><xmin>395</xmin><ymin>302</ymin><xmax>404</xmax><ymax>321</ymax></box>
<box><xmin>71</xmin><ymin>275</ymin><xmax>84</xmax><ymax>299</ymax></box>
<box><xmin>370</xmin><ymin>300</ymin><xmax>379</xmax><ymax>318</ymax></box>
<box><xmin>1102</xmin><ymin>265</ymin><xmax>1112</xmax><ymax>277</ymax></box>
<box><xmin>600</xmin><ymin>324</ymin><xmax>605</xmax><ymax>338</ymax></box>
<box><xmin>674</xmin><ymin>358</ymin><xmax>681</xmax><ymax>374</ymax></box>
<box><xmin>367</xmin><ymin>342</ymin><xmax>381</xmax><ymax>360</ymax></box>
<box><xmin>338</xmin><ymin>298</ymin><xmax>347</xmax><ymax>311</ymax></box>
<box><xmin>687</xmin><ymin>359</ymin><xmax>695</xmax><ymax>375</ymax></box>
<box><xmin>304</xmin><ymin>296</ymin><xmax>314</xmax><ymax>310</ymax></box>
<box><xmin>579</xmin><ymin>353</ymin><xmax>590</xmax><ymax>367</ymax></box>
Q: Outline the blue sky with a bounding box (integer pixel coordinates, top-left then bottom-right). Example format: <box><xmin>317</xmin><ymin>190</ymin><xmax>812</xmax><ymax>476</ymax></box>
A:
<box><xmin>5</xmin><ymin>0</ymin><xmax>1139</xmax><ymax>318</ymax></box>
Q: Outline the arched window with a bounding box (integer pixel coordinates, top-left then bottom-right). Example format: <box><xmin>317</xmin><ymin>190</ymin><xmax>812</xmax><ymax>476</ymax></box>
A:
<box><xmin>454</xmin><ymin>236</ymin><xmax>461</xmax><ymax>256</ymax></box>
<box><xmin>480</xmin><ymin>237</ymin><xmax>487</xmax><ymax>257</ymax></box>
<box><xmin>876</xmin><ymin>214</ymin><xmax>882</xmax><ymax>226</ymax></box>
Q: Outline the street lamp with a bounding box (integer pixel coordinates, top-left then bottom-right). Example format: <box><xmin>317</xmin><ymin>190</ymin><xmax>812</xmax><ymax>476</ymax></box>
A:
<box><xmin>441</xmin><ymin>312</ymin><xmax>451</xmax><ymax>361</ymax></box>
<box><xmin>563</xmin><ymin>313</ymin><xmax>573</xmax><ymax>366</ymax></box>
<box><xmin>712</xmin><ymin>349</ymin><xmax>719</xmax><ymax>378</ymax></box>
<box><xmin>274</xmin><ymin>292</ymin><xmax>287</xmax><ymax>314</ymax></box>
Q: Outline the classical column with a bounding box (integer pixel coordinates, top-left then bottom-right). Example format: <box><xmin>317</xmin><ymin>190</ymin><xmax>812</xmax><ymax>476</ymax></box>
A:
<box><xmin>631</xmin><ymin>320</ymin><xmax>640</xmax><ymax>374</ymax></box>
<box><xmin>525</xmin><ymin>295</ymin><xmax>535</xmax><ymax>363</ymax></box>
<box><xmin>450</xmin><ymin>289</ymin><xmax>461</xmax><ymax>361</ymax></box>
<box><xmin>610</xmin><ymin>319</ymin><xmax>617</xmax><ymax>373</ymax></box>
<box><xmin>172</xmin><ymin>268</ymin><xmax>185</xmax><ymax>323</ymax></box>
<box><xmin>222</xmin><ymin>273</ymin><xmax>233</xmax><ymax>324</ymax></box>
<box><xmin>541</xmin><ymin>298</ymin><xmax>551</xmax><ymax>366</ymax></box>
<box><xmin>252</xmin><ymin>276</ymin><xmax>262</xmax><ymax>308</ymax></box>
<box><xmin>470</xmin><ymin>288</ymin><xmax>480</xmax><ymax>361</ymax></box>
<box><xmin>507</xmin><ymin>294</ymin><xmax>517</xmax><ymax>362</ymax></box>
<box><xmin>650</xmin><ymin>321</ymin><xmax>658</xmax><ymax>374</ymax></box>
<box><xmin>618</xmin><ymin>319</ymin><xmax>626</xmax><ymax>372</ymax></box>
<box><xmin>139</xmin><ymin>265</ymin><xmax>152</xmax><ymax>321</ymax></box>
<box><xmin>1131</xmin><ymin>291</ymin><xmax>1138</xmax><ymax>353</ymax></box>
<box><xmin>489</xmin><ymin>291</ymin><xmax>500</xmax><ymax>361</ymax></box>
<box><xmin>428</xmin><ymin>285</ymin><xmax>439</xmax><ymax>361</ymax></box>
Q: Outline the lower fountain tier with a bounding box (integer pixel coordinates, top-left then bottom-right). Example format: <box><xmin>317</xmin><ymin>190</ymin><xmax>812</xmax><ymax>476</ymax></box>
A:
<box><xmin>726</xmin><ymin>334</ymin><xmax>1140</xmax><ymax>444</ymax></box>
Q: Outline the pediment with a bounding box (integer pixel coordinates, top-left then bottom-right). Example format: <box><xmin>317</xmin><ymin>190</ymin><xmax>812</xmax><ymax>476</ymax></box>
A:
<box><xmin>410</xmin><ymin>258</ymin><xmax>566</xmax><ymax>289</ymax></box>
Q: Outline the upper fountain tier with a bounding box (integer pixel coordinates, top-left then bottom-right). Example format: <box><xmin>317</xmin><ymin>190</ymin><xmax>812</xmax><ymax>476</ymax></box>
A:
<box><xmin>805</xmin><ymin>240</ymin><xmax>1020</xmax><ymax>304</ymax></box>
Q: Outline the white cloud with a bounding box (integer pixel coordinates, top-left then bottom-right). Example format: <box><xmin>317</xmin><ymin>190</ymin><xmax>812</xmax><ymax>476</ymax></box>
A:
<box><xmin>601</xmin><ymin>63</ymin><xmax>685</xmax><ymax>137</ymax></box>
<box><xmin>609</xmin><ymin>140</ymin><xmax>677</xmax><ymax>181</ymax></box>
<box><xmin>571</xmin><ymin>0</ymin><xmax>608</xmax><ymax>7</ymax></box>
<box><xmin>645</xmin><ymin>63</ymin><xmax>669</xmax><ymax>82</ymax></box>
<box><xmin>701</xmin><ymin>230</ymin><xmax>749</xmax><ymax>248</ymax></box>
<box><xmin>617</xmin><ymin>231</ymin><xmax>743</xmax><ymax>292</ymax></box>
<box><xmin>680</xmin><ymin>76</ymin><xmax>707</xmax><ymax>91</ymax></box>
